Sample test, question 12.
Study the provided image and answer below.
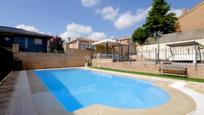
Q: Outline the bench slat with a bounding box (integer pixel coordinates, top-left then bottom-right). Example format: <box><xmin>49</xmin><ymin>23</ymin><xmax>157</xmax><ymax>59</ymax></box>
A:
<box><xmin>159</xmin><ymin>65</ymin><xmax>188</xmax><ymax>78</ymax></box>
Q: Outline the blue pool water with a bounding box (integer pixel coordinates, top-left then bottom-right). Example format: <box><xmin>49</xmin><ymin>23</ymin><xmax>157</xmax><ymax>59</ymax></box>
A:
<box><xmin>34</xmin><ymin>68</ymin><xmax>169</xmax><ymax>112</ymax></box>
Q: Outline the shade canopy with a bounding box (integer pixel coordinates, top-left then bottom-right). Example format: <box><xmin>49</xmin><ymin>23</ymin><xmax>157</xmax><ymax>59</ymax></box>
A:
<box><xmin>92</xmin><ymin>39</ymin><xmax>116</xmax><ymax>46</ymax></box>
<box><xmin>166</xmin><ymin>41</ymin><xmax>200</xmax><ymax>47</ymax></box>
<box><xmin>92</xmin><ymin>39</ymin><xmax>129</xmax><ymax>47</ymax></box>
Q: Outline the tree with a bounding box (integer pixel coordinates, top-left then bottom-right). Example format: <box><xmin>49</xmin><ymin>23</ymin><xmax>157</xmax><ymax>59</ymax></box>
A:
<box><xmin>48</xmin><ymin>37</ymin><xmax>64</xmax><ymax>53</ymax></box>
<box><xmin>132</xmin><ymin>0</ymin><xmax>178</xmax><ymax>44</ymax></box>
<box><xmin>132</xmin><ymin>27</ymin><xmax>148</xmax><ymax>44</ymax></box>
<box><xmin>144</xmin><ymin>0</ymin><xmax>177</xmax><ymax>36</ymax></box>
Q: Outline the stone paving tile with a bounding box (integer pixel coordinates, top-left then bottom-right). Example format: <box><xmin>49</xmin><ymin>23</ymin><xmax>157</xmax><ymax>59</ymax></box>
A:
<box><xmin>31</xmin><ymin>91</ymin><xmax>71</xmax><ymax>115</ymax></box>
<box><xmin>5</xmin><ymin>71</ymin><xmax>38</xmax><ymax>115</ymax></box>
<box><xmin>27</xmin><ymin>70</ymin><xmax>47</xmax><ymax>94</ymax></box>
<box><xmin>27</xmin><ymin>71</ymin><xmax>75</xmax><ymax>115</ymax></box>
<box><xmin>0</xmin><ymin>72</ymin><xmax>18</xmax><ymax>115</ymax></box>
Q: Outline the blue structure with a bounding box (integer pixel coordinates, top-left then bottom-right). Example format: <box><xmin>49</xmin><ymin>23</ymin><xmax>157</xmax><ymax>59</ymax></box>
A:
<box><xmin>0</xmin><ymin>26</ymin><xmax>52</xmax><ymax>52</ymax></box>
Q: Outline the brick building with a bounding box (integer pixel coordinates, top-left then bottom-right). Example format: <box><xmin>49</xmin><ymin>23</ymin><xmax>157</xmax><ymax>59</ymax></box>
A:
<box><xmin>178</xmin><ymin>1</ymin><xmax>204</xmax><ymax>32</ymax></box>
<box><xmin>66</xmin><ymin>38</ymin><xmax>95</xmax><ymax>50</ymax></box>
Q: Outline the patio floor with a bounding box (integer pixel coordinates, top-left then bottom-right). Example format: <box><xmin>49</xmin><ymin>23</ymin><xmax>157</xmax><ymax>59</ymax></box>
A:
<box><xmin>1</xmin><ymin>68</ymin><xmax>204</xmax><ymax>115</ymax></box>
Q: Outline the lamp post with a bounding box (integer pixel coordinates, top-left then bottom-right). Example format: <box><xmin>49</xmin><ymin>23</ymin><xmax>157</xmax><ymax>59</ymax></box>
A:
<box><xmin>154</xmin><ymin>31</ymin><xmax>163</xmax><ymax>64</ymax></box>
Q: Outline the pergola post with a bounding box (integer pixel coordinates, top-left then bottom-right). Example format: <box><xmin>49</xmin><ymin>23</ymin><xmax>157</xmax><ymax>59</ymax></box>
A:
<box><xmin>106</xmin><ymin>42</ymin><xmax>108</xmax><ymax>58</ymax></box>
<box><xmin>121</xmin><ymin>46</ymin><xmax>123</xmax><ymax>61</ymax></box>
<box><xmin>198</xmin><ymin>46</ymin><xmax>202</xmax><ymax>62</ymax></box>
<box><xmin>112</xmin><ymin>46</ymin><xmax>114</xmax><ymax>60</ymax></box>
<box><xmin>127</xmin><ymin>44</ymin><xmax>130</xmax><ymax>60</ymax></box>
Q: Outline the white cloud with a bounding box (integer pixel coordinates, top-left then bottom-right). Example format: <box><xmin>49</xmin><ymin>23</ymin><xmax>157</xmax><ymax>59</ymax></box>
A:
<box><xmin>81</xmin><ymin>0</ymin><xmax>101</xmax><ymax>7</ymax></box>
<box><xmin>97</xmin><ymin>6</ymin><xmax>119</xmax><ymax>21</ymax></box>
<box><xmin>88</xmin><ymin>32</ymin><xmax>107</xmax><ymax>40</ymax></box>
<box><xmin>114</xmin><ymin>7</ymin><xmax>151</xmax><ymax>29</ymax></box>
<box><xmin>60</xmin><ymin>31</ymin><xmax>81</xmax><ymax>40</ymax></box>
<box><xmin>171</xmin><ymin>8</ymin><xmax>183</xmax><ymax>17</ymax></box>
<box><xmin>16</xmin><ymin>24</ymin><xmax>42</xmax><ymax>33</ymax></box>
<box><xmin>60</xmin><ymin>23</ymin><xmax>107</xmax><ymax>42</ymax></box>
<box><xmin>66</xmin><ymin>23</ymin><xmax>92</xmax><ymax>34</ymax></box>
<box><xmin>114</xmin><ymin>12</ymin><xmax>138</xmax><ymax>30</ymax></box>
<box><xmin>96</xmin><ymin>6</ymin><xmax>152</xmax><ymax>30</ymax></box>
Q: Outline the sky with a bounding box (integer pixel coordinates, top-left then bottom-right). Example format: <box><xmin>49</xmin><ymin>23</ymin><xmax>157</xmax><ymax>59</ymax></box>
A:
<box><xmin>0</xmin><ymin>0</ymin><xmax>202</xmax><ymax>41</ymax></box>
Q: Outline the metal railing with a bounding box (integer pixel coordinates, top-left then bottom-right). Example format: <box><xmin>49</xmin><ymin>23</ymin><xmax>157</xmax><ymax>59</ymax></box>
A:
<box><xmin>93</xmin><ymin>53</ymin><xmax>118</xmax><ymax>59</ymax></box>
<box><xmin>93</xmin><ymin>53</ymin><xmax>130</xmax><ymax>61</ymax></box>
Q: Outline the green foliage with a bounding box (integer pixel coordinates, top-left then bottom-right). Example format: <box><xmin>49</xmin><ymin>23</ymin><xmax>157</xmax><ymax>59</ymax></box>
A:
<box><xmin>132</xmin><ymin>27</ymin><xmax>148</xmax><ymax>44</ymax></box>
<box><xmin>144</xmin><ymin>0</ymin><xmax>178</xmax><ymax>35</ymax></box>
<box><xmin>132</xmin><ymin>0</ymin><xmax>178</xmax><ymax>44</ymax></box>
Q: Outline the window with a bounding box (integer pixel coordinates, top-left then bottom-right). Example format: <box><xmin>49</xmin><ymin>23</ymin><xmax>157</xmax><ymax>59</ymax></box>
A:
<box><xmin>80</xmin><ymin>43</ymin><xmax>89</xmax><ymax>49</ymax></box>
<box><xmin>25</xmin><ymin>37</ymin><xmax>28</xmax><ymax>48</ymax></box>
<box><xmin>34</xmin><ymin>38</ymin><xmax>42</xmax><ymax>45</ymax></box>
<box><xmin>4</xmin><ymin>37</ymin><xmax>10</xmax><ymax>41</ymax></box>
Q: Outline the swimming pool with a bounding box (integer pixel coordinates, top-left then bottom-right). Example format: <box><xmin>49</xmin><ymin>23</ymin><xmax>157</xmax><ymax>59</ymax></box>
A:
<box><xmin>34</xmin><ymin>68</ymin><xmax>169</xmax><ymax>112</ymax></box>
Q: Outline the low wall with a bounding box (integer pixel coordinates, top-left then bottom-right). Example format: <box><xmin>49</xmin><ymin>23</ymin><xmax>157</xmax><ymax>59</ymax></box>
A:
<box><xmin>66</xmin><ymin>49</ymin><xmax>93</xmax><ymax>67</ymax></box>
<box><xmin>145</xmin><ymin>29</ymin><xmax>204</xmax><ymax>44</ymax></box>
<box><xmin>92</xmin><ymin>60</ymin><xmax>204</xmax><ymax>79</ymax></box>
<box><xmin>14</xmin><ymin>49</ymin><xmax>92</xmax><ymax>69</ymax></box>
<box><xmin>92</xmin><ymin>61</ymin><xmax>159</xmax><ymax>74</ymax></box>
<box><xmin>92</xmin><ymin>59</ymin><xmax>113</xmax><ymax>67</ymax></box>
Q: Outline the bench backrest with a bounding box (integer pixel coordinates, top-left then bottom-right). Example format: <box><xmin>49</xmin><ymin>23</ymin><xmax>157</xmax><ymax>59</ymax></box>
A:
<box><xmin>162</xmin><ymin>65</ymin><xmax>187</xmax><ymax>69</ymax></box>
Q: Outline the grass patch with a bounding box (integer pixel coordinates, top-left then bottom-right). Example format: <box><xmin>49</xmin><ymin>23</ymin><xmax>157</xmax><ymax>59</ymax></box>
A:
<box><xmin>90</xmin><ymin>67</ymin><xmax>204</xmax><ymax>83</ymax></box>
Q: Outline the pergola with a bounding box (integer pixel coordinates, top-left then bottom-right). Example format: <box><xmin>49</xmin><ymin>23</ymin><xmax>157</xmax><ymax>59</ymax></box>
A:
<box><xmin>166</xmin><ymin>41</ymin><xmax>203</xmax><ymax>66</ymax></box>
<box><xmin>92</xmin><ymin>39</ymin><xmax>130</xmax><ymax>61</ymax></box>
<box><xmin>92</xmin><ymin>39</ymin><xmax>116</xmax><ymax>56</ymax></box>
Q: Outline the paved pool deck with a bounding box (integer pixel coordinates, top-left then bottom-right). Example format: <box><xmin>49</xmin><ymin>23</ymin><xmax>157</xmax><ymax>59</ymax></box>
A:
<box><xmin>1</xmin><ymin>68</ymin><xmax>204</xmax><ymax>115</ymax></box>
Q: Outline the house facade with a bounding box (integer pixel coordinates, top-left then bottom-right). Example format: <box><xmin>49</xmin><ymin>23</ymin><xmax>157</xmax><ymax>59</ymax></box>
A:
<box><xmin>66</xmin><ymin>38</ymin><xmax>95</xmax><ymax>50</ymax></box>
<box><xmin>0</xmin><ymin>26</ymin><xmax>52</xmax><ymax>52</ymax></box>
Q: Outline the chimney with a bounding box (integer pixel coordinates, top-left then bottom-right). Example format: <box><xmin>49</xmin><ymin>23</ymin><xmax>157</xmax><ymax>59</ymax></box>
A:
<box><xmin>68</xmin><ymin>37</ymin><xmax>71</xmax><ymax>42</ymax></box>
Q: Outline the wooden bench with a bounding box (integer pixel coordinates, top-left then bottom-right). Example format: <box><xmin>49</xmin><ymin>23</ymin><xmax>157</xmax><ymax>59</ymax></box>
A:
<box><xmin>159</xmin><ymin>65</ymin><xmax>188</xmax><ymax>78</ymax></box>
